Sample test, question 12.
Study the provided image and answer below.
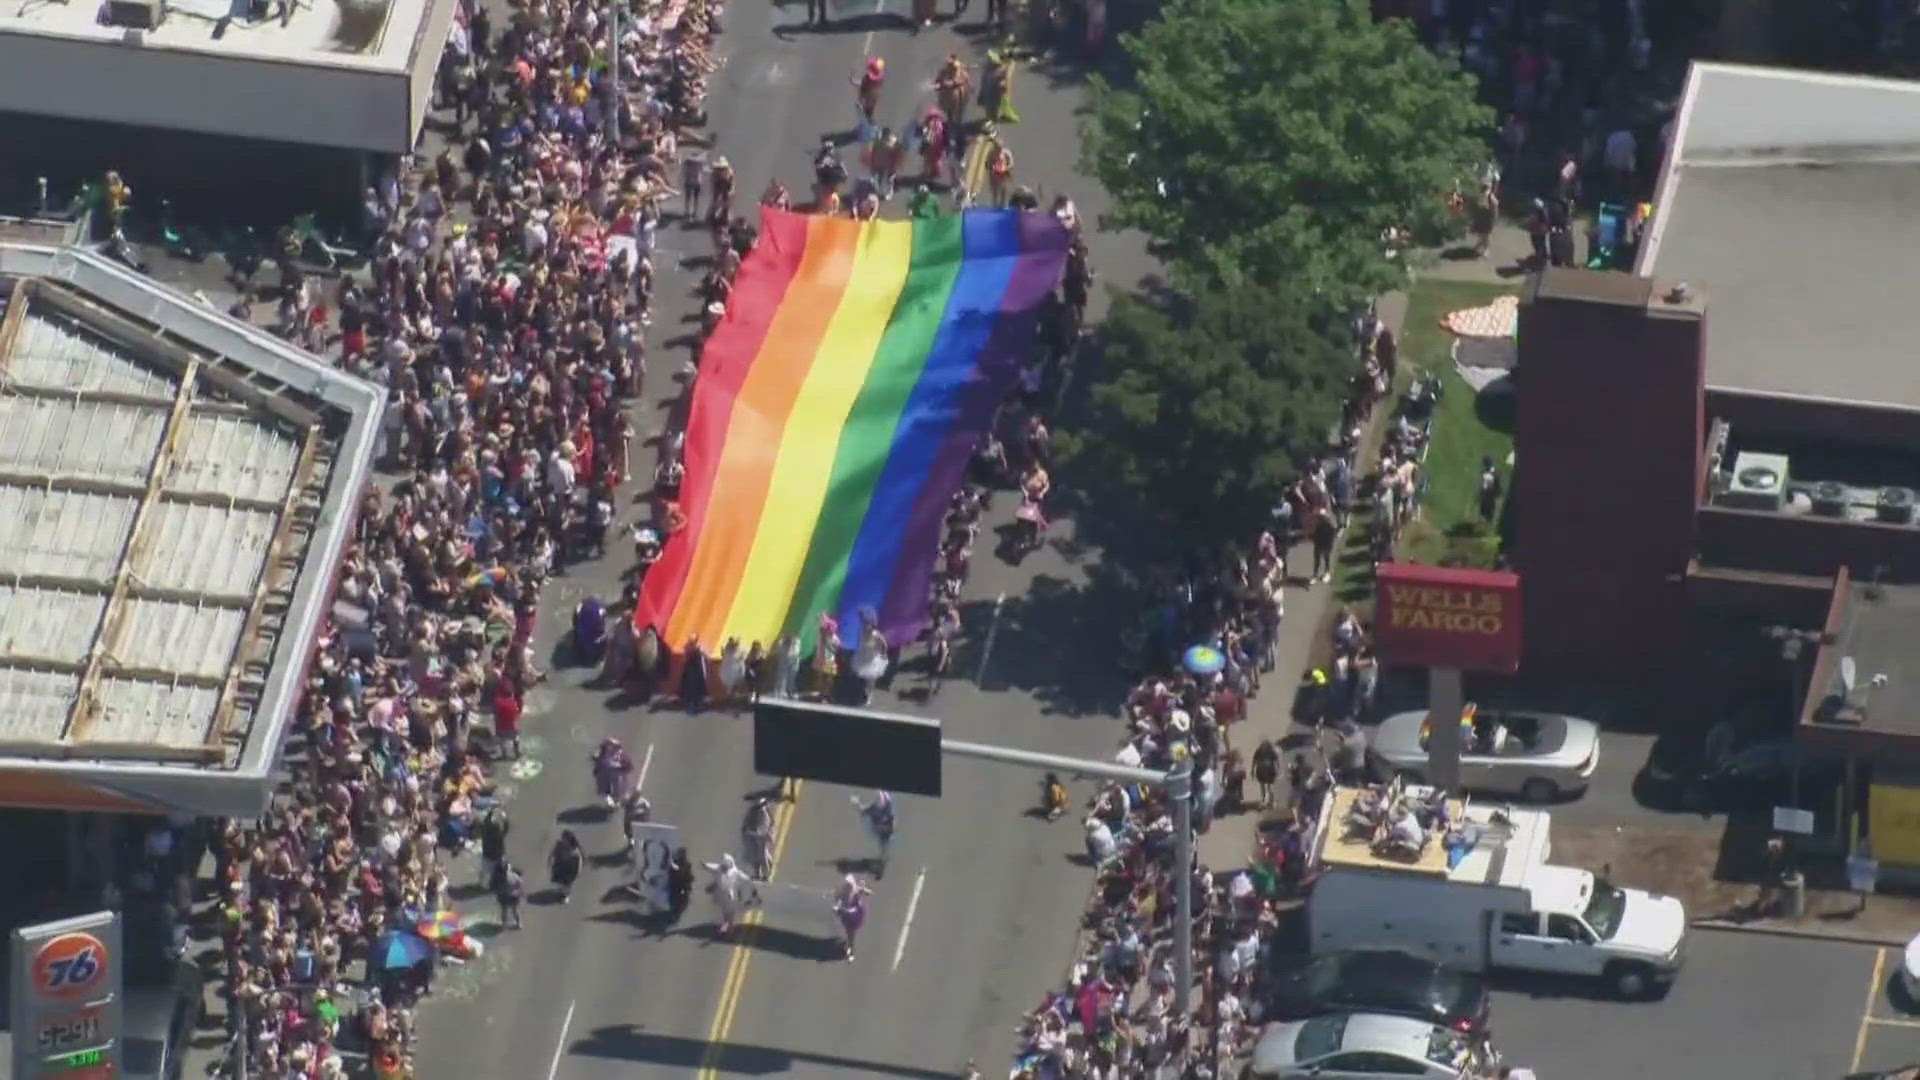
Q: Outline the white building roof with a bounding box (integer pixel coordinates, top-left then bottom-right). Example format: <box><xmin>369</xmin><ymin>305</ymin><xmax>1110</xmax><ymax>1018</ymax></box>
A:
<box><xmin>0</xmin><ymin>0</ymin><xmax>456</xmax><ymax>153</ymax></box>
<box><xmin>0</xmin><ymin>0</ymin><xmax>426</xmax><ymax>64</ymax></box>
<box><xmin>1640</xmin><ymin>62</ymin><xmax>1920</xmax><ymax>414</ymax></box>
<box><xmin>0</xmin><ymin>242</ymin><xmax>381</xmax><ymax>817</ymax></box>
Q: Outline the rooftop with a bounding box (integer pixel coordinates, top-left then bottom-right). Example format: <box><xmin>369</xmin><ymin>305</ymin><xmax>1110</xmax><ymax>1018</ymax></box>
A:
<box><xmin>0</xmin><ymin>241</ymin><xmax>379</xmax><ymax>816</ymax></box>
<box><xmin>1643</xmin><ymin>63</ymin><xmax>1920</xmax><ymax>415</ymax></box>
<box><xmin>0</xmin><ymin>0</ymin><xmax>430</xmax><ymax>65</ymax></box>
<box><xmin>1820</xmin><ymin>581</ymin><xmax>1920</xmax><ymax>738</ymax></box>
<box><xmin>1312</xmin><ymin>786</ymin><xmax>1546</xmax><ymax>889</ymax></box>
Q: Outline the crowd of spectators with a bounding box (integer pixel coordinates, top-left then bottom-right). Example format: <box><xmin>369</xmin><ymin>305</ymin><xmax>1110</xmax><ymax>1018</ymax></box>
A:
<box><xmin>207</xmin><ymin>0</ymin><xmax>723</xmax><ymax>1073</ymax></box>
<box><xmin>1010</xmin><ymin>311</ymin><xmax>1390</xmax><ymax>1079</ymax></box>
<box><xmin>1008</xmin><ymin>1</ymin><xmax>1707</xmax><ymax>1071</ymax></box>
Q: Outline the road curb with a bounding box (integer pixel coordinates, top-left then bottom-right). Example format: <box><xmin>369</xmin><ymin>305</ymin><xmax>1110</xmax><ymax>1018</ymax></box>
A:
<box><xmin>1692</xmin><ymin>917</ymin><xmax>1910</xmax><ymax>949</ymax></box>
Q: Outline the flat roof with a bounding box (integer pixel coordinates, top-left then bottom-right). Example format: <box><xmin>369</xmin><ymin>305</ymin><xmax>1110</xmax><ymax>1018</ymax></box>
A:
<box><xmin>1649</xmin><ymin>161</ymin><xmax>1920</xmax><ymax>412</ymax></box>
<box><xmin>0</xmin><ymin>242</ymin><xmax>380</xmax><ymax>816</ymax></box>
<box><xmin>0</xmin><ymin>0</ymin><xmax>428</xmax><ymax>66</ymax></box>
<box><xmin>1644</xmin><ymin>63</ymin><xmax>1920</xmax><ymax>415</ymax></box>
<box><xmin>1313</xmin><ymin>786</ymin><xmax>1543</xmax><ymax>889</ymax></box>
<box><xmin>1829</xmin><ymin>582</ymin><xmax>1920</xmax><ymax>737</ymax></box>
<box><xmin>0</xmin><ymin>0</ymin><xmax>455</xmax><ymax>153</ymax></box>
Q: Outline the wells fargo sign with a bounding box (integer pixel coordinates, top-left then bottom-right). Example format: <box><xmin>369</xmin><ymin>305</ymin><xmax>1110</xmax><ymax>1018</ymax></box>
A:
<box><xmin>1372</xmin><ymin>563</ymin><xmax>1522</xmax><ymax>673</ymax></box>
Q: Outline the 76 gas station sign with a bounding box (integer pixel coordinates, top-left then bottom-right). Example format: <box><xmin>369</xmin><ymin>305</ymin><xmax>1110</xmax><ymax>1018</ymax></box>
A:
<box><xmin>11</xmin><ymin>912</ymin><xmax>121</xmax><ymax>1079</ymax></box>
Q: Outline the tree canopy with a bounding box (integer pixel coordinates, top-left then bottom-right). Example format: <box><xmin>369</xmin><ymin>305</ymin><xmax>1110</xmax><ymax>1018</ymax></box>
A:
<box><xmin>1057</xmin><ymin>280</ymin><xmax>1354</xmax><ymax>548</ymax></box>
<box><xmin>1082</xmin><ymin>0</ymin><xmax>1491</xmax><ymax>300</ymax></box>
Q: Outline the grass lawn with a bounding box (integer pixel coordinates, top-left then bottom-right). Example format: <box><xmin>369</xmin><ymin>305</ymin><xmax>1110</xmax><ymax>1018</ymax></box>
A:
<box><xmin>1330</xmin><ymin>279</ymin><xmax>1517</xmax><ymax>615</ymax></box>
<box><xmin>1394</xmin><ymin>280</ymin><xmax>1518</xmax><ymax>567</ymax></box>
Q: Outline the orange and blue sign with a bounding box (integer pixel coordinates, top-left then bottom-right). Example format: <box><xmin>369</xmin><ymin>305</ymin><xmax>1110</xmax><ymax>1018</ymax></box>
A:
<box><xmin>1373</xmin><ymin>563</ymin><xmax>1523</xmax><ymax>673</ymax></box>
<box><xmin>30</xmin><ymin>933</ymin><xmax>109</xmax><ymax>1001</ymax></box>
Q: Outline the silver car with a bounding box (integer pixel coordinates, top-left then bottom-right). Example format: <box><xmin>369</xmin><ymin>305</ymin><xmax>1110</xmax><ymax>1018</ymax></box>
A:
<box><xmin>1246</xmin><ymin>1011</ymin><xmax>1485</xmax><ymax>1079</ymax></box>
<box><xmin>1368</xmin><ymin>707</ymin><xmax>1600</xmax><ymax>802</ymax></box>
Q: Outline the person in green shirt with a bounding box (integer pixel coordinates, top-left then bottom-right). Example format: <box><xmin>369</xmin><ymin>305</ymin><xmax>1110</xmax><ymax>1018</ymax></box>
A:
<box><xmin>908</xmin><ymin>184</ymin><xmax>941</xmax><ymax>219</ymax></box>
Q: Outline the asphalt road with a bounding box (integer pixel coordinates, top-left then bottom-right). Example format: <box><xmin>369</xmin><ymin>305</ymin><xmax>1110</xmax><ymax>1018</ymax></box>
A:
<box><xmin>402</xmin><ymin>5</ymin><xmax>1154</xmax><ymax>1080</ymax></box>
<box><xmin>1491</xmin><ymin>931</ymin><xmax>1920</xmax><ymax>1079</ymax></box>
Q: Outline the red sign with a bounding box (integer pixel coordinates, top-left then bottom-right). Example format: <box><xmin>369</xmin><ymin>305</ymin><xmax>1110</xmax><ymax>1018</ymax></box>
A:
<box><xmin>30</xmin><ymin>932</ymin><xmax>108</xmax><ymax>1002</ymax></box>
<box><xmin>1372</xmin><ymin>563</ymin><xmax>1522</xmax><ymax>672</ymax></box>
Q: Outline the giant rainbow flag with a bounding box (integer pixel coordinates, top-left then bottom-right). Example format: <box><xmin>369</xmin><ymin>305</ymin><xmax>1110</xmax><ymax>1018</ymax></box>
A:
<box><xmin>634</xmin><ymin>207</ymin><xmax>1071</xmax><ymax>652</ymax></box>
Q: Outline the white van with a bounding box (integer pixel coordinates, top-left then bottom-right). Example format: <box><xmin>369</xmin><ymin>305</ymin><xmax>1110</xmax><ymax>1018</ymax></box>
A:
<box><xmin>1305</xmin><ymin>785</ymin><xmax>1686</xmax><ymax>999</ymax></box>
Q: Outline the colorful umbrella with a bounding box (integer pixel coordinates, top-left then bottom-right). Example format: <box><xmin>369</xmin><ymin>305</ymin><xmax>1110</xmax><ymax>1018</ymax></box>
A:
<box><xmin>1182</xmin><ymin>644</ymin><xmax>1226</xmax><ymax>676</ymax></box>
<box><xmin>416</xmin><ymin>910</ymin><xmax>465</xmax><ymax>942</ymax></box>
<box><xmin>374</xmin><ymin>929</ymin><xmax>434</xmax><ymax>971</ymax></box>
<box><xmin>464</xmin><ymin>566</ymin><xmax>510</xmax><ymax>589</ymax></box>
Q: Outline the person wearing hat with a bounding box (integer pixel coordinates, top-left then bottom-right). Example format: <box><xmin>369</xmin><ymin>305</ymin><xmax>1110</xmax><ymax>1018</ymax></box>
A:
<box><xmin>855</xmin><ymin>56</ymin><xmax>884</xmax><ymax>127</ymax></box>
<box><xmin>708</xmin><ymin>154</ymin><xmax>735</xmax><ymax>225</ymax></box>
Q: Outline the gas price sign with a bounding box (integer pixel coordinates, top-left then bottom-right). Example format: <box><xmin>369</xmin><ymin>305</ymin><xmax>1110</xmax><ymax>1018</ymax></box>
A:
<box><xmin>11</xmin><ymin>912</ymin><xmax>121</xmax><ymax>1080</ymax></box>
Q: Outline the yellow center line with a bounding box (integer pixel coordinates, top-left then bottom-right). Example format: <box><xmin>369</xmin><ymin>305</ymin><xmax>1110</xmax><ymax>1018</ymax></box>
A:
<box><xmin>1853</xmin><ymin>946</ymin><xmax>1888</xmax><ymax>1072</ymax></box>
<box><xmin>697</xmin><ymin>778</ymin><xmax>805</xmax><ymax>1078</ymax></box>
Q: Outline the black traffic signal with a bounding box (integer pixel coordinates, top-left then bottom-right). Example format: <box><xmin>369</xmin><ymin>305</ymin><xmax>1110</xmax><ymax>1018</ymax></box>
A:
<box><xmin>752</xmin><ymin>698</ymin><xmax>942</xmax><ymax>797</ymax></box>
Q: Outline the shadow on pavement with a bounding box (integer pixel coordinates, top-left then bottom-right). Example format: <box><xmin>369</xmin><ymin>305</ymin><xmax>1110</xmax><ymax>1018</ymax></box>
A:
<box><xmin>676</xmin><ymin>921</ymin><xmax>843</xmax><ymax>961</ymax></box>
<box><xmin>571</xmin><ymin>1025</ymin><xmax>961</xmax><ymax>1077</ymax></box>
<box><xmin>969</xmin><ymin>569</ymin><xmax>1132</xmax><ymax>716</ymax></box>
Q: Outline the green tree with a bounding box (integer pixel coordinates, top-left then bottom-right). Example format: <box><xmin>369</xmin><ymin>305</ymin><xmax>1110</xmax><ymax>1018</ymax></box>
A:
<box><xmin>1057</xmin><ymin>280</ymin><xmax>1353</xmax><ymax>548</ymax></box>
<box><xmin>1082</xmin><ymin>0</ymin><xmax>1491</xmax><ymax>300</ymax></box>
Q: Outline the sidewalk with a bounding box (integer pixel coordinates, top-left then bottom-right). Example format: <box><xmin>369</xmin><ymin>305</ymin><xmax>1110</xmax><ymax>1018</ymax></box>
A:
<box><xmin>1195</xmin><ymin>289</ymin><xmax>1408</xmax><ymax>871</ymax></box>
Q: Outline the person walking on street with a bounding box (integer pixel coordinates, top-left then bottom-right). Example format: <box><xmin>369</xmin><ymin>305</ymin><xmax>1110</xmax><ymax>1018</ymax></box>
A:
<box><xmin>851</xmin><ymin>790</ymin><xmax>895</xmax><ymax>876</ymax></box>
<box><xmin>986</xmin><ymin>138</ymin><xmax>1014</xmax><ymax>207</ymax></box>
<box><xmin>478</xmin><ymin>808</ymin><xmax>509</xmax><ymax>888</ymax></box>
<box><xmin>772</xmin><ymin>633</ymin><xmax>801</xmax><ymax>698</ymax></box>
<box><xmin>494</xmin><ymin>860</ymin><xmax>525</xmax><ymax>929</ymax></box>
<box><xmin>741</xmin><ymin>797</ymin><xmax>774</xmax><ymax>880</ymax></box>
<box><xmin>549</xmin><ymin>830</ymin><xmax>583</xmax><ymax>902</ymax></box>
<box><xmin>935</xmin><ymin>54</ymin><xmax>970</xmax><ymax>132</ymax></box>
<box><xmin>834</xmin><ymin>875</ymin><xmax>872</xmax><ymax>960</ymax></box>
<box><xmin>667</xmin><ymin>847</ymin><xmax>695</xmax><ymax>923</ymax></box>
<box><xmin>1252</xmin><ymin>740</ymin><xmax>1280</xmax><ymax>809</ymax></box>
<box><xmin>704</xmin><ymin>853</ymin><xmax>756</xmax><ymax>934</ymax></box>
<box><xmin>680</xmin><ymin>637</ymin><xmax>711</xmax><ymax>714</ymax></box>
<box><xmin>805</xmin><ymin>0</ymin><xmax>826</xmax><ymax>28</ymax></box>
<box><xmin>1309</xmin><ymin>508</ymin><xmax>1337</xmax><ymax>584</ymax></box>
<box><xmin>621</xmin><ymin>792</ymin><xmax>653</xmax><ymax>859</ymax></box>
<box><xmin>681</xmin><ymin>150</ymin><xmax>705</xmax><ymax>221</ymax></box>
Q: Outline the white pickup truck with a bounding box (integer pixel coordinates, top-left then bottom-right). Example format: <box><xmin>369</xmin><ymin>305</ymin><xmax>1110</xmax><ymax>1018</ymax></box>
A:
<box><xmin>1304</xmin><ymin>785</ymin><xmax>1687</xmax><ymax>999</ymax></box>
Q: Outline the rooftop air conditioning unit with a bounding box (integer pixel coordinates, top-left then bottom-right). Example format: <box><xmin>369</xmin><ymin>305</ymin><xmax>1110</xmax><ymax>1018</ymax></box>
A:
<box><xmin>1719</xmin><ymin>451</ymin><xmax>1789</xmax><ymax>512</ymax></box>
<box><xmin>1879</xmin><ymin>487</ymin><xmax>1917</xmax><ymax>524</ymax></box>
<box><xmin>106</xmin><ymin>0</ymin><xmax>164</xmax><ymax>29</ymax></box>
<box><xmin>1811</xmin><ymin>481</ymin><xmax>1850</xmax><ymax>518</ymax></box>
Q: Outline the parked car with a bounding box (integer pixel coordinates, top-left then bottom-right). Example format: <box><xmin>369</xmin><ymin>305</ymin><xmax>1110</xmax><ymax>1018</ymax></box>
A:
<box><xmin>1370</xmin><ymin>707</ymin><xmax>1600</xmax><ymax>802</ymax></box>
<box><xmin>1639</xmin><ymin>718</ymin><xmax>1796</xmax><ymax>812</ymax></box>
<box><xmin>1246</xmin><ymin>1012</ymin><xmax>1488</xmax><ymax>1079</ymax></box>
<box><xmin>1265</xmin><ymin>950</ymin><xmax>1490</xmax><ymax>1034</ymax></box>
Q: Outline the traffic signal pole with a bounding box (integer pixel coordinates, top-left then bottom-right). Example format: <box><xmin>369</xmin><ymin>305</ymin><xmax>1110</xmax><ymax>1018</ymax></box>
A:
<box><xmin>940</xmin><ymin>738</ymin><xmax>1197</xmax><ymax>1019</ymax></box>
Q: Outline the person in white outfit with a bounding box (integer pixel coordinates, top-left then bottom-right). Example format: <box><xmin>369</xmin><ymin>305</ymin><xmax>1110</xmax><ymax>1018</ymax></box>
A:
<box><xmin>703</xmin><ymin>853</ymin><xmax>756</xmax><ymax>934</ymax></box>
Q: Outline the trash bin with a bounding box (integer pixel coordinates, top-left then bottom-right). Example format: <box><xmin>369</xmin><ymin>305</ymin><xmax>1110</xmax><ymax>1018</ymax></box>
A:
<box><xmin>1781</xmin><ymin>869</ymin><xmax>1806</xmax><ymax>919</ymax></box>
